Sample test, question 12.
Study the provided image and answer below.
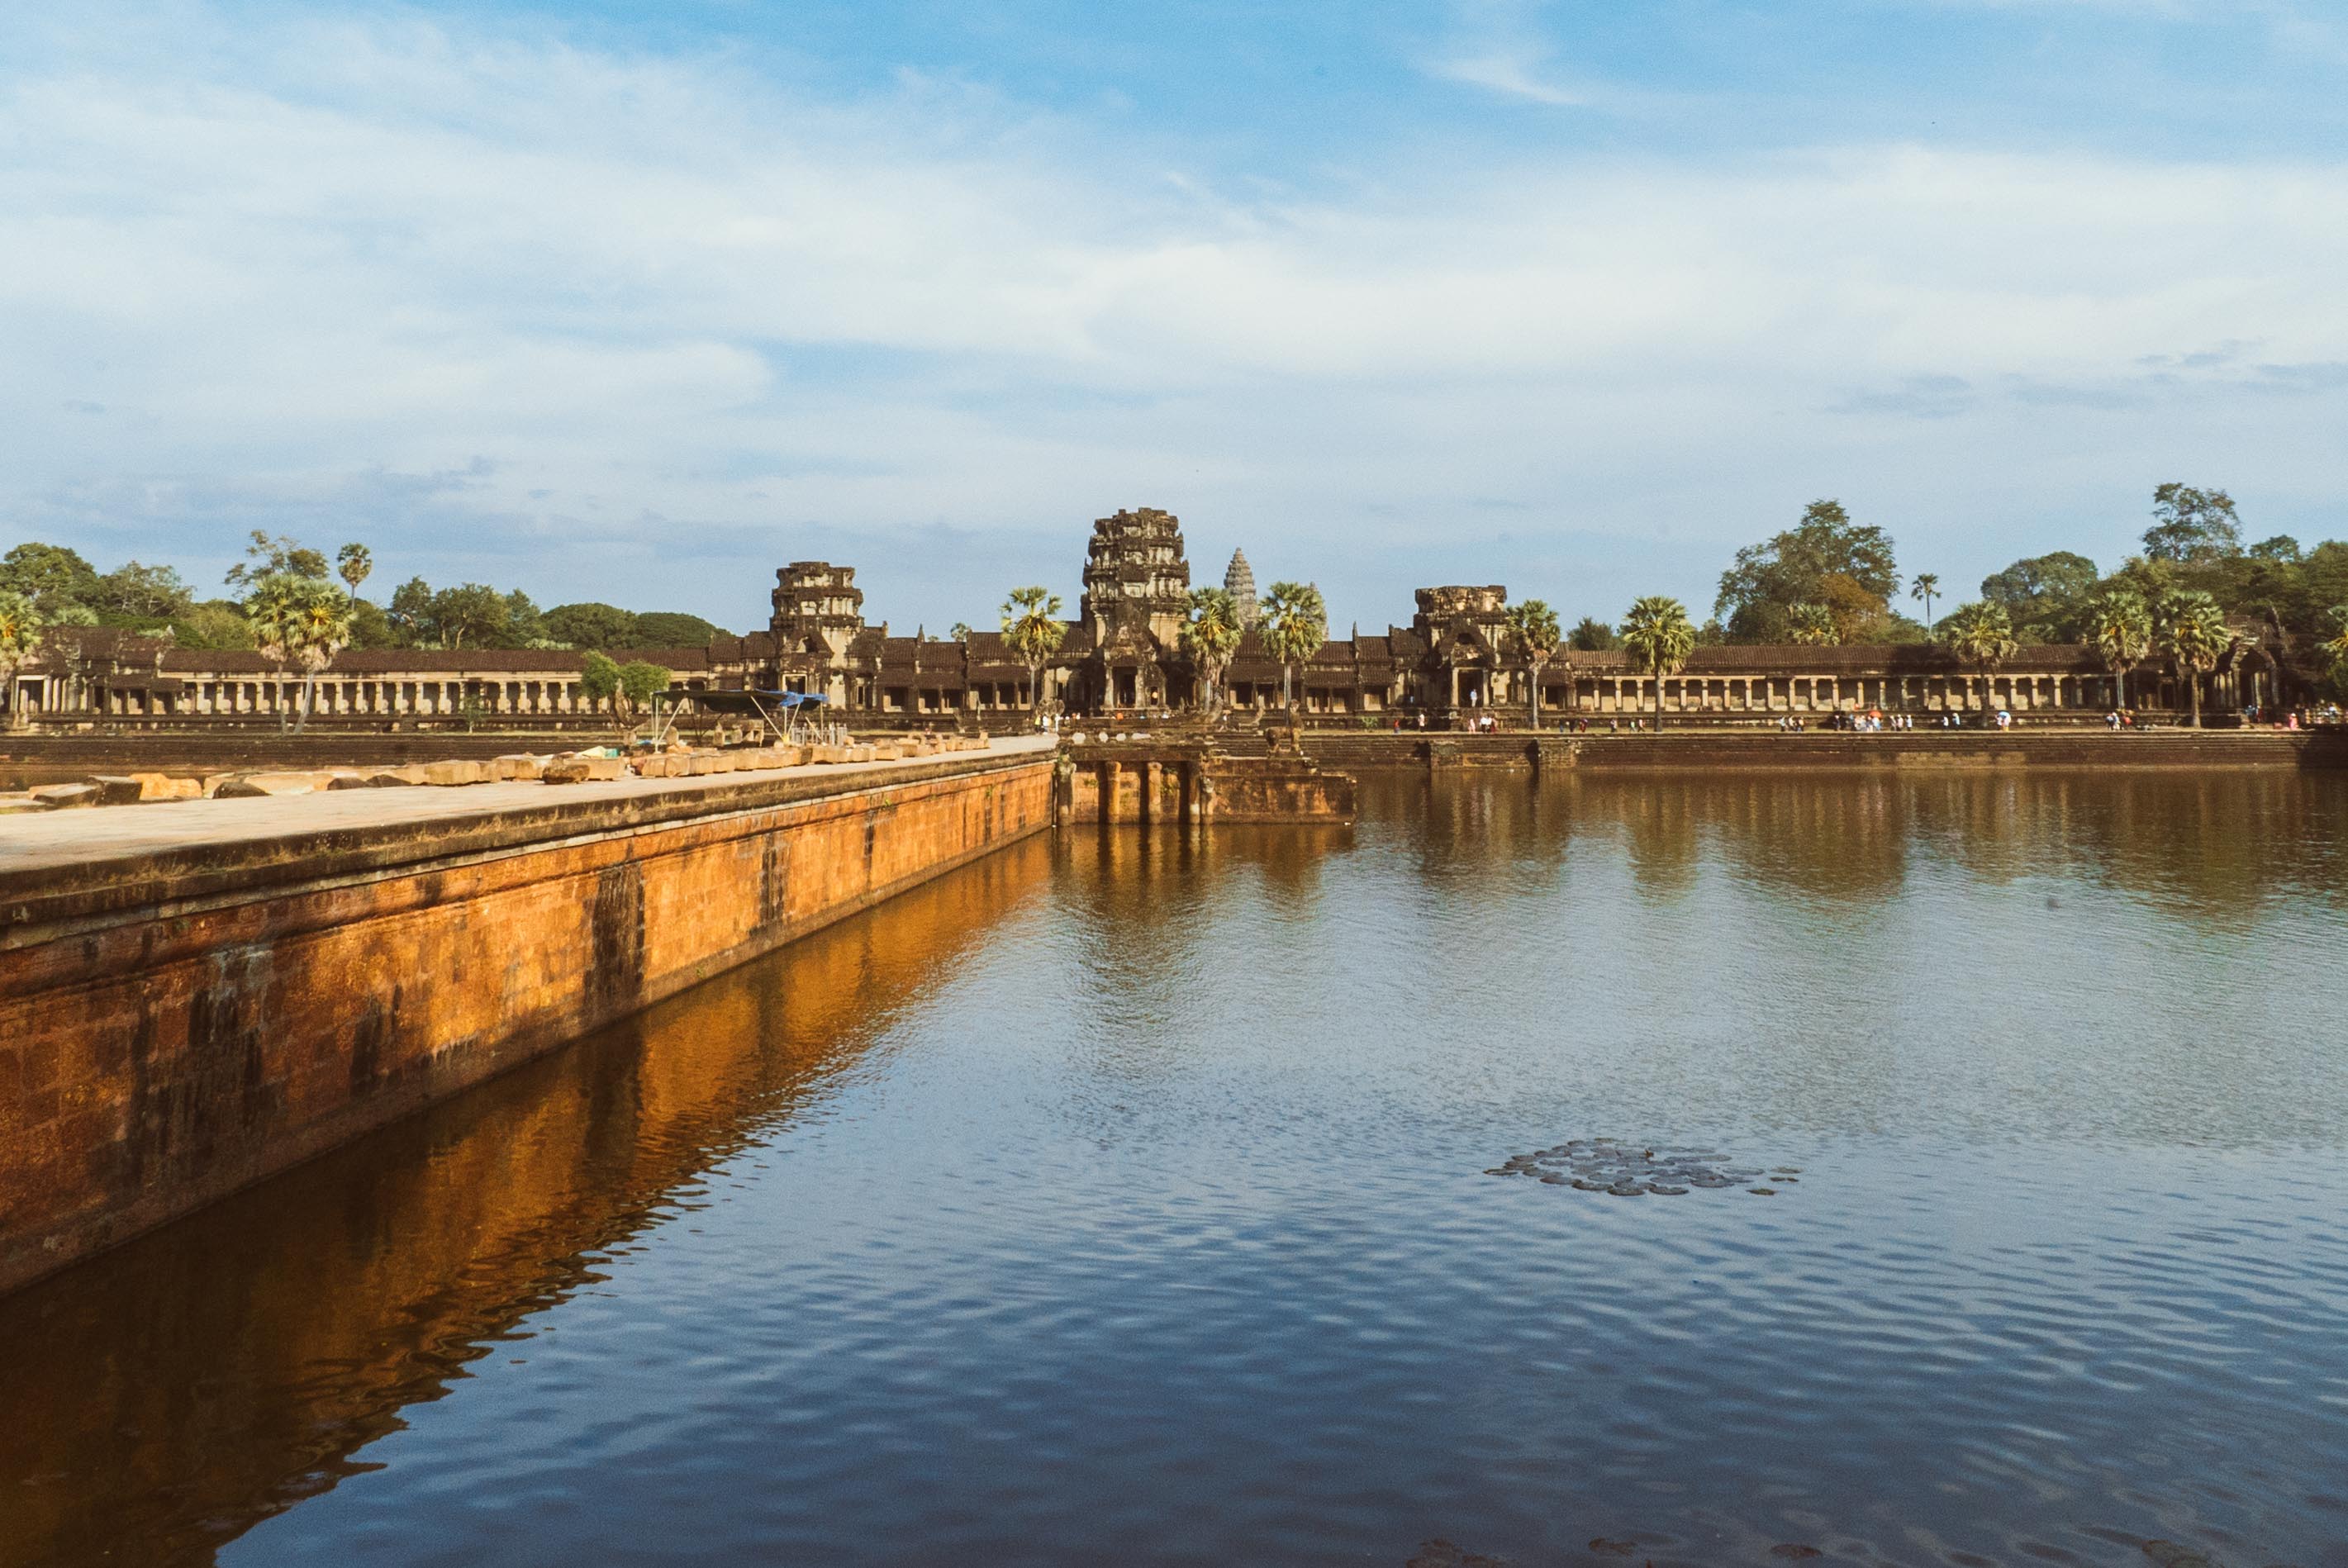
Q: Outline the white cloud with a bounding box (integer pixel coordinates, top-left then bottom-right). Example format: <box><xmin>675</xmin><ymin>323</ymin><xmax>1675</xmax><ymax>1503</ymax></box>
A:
<box><xmin>1424</xmin><ymin>51</ymin><xmax>1583</xmax><ymax>106</ymax></box>
<box><xmin>2</xmin><ymin>8</ymin><xmax>2346</xmax><ymax>628</ymax></box>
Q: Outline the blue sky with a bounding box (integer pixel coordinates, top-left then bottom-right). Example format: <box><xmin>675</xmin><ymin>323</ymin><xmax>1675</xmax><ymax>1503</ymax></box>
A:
<box><xmin>4</xmin><ymin>1</ymin><xmax>2346</xmax><ymax>633</ymax></box>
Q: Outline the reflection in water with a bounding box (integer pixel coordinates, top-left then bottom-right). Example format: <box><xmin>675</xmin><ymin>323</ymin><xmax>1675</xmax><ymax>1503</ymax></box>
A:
<box><xmin>0</xmin><ymin>837</ymin><xmax>1052</xmax><ymax>1568</ymax></box>
<box><xmin>6</xmin><ymin>772</ymin><xmax>2348</xmax><ymax>1568</ymax></box>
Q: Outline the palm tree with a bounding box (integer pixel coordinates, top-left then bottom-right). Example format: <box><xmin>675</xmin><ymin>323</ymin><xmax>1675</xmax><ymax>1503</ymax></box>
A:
<box><xmin>1942</xmin><ymin>601</ymin><xmax>2018</xmax><ymax>715</ymax></box>
<box><xmin>2156</xmin><ymin>589</ymin><xmax>2232</xmax><ymax>728</ymax></box>
<box><xmin>1000</xmin><ymin>587</ymin><xmax>1066</xmax><ymax>719</ymax></box>
<box><xmin>1259</xmin><ymin>581</ymin><xmax>1327</xmax><ymax>716</ymax></box>
<box><xmin>1788</xmin><ymin>602</ymin><xmax>1838</xmax><ymax>646</ymax></box>
<box><xmin>2083</xmin><ymin>588</ymin><xmax>2151</xmax><ymax>711</ymax></box>
<box><xmin>288</xmin><ymin>580</ymin><xmax>358</xmax><ymax>733</ymax></box>
<box><xmin>248</xmin><ymin>574</ymin><xmax>356</xmax><ymax>734</ymax></box>
<box><xmin>1180</xmin><ymin>587</ymin><xmax>1244</xmax><ymax>717</ymax></box>
<box><xmin>1503</xmin><ymin>598</ymin><xmax>1562</xmax><ymax>728</ymax></box>
<box><xmin>1618</xmin><ymin>595</ymin><xmax>1695</xmax><ymax>730</ymax></box>
<box><xmin>337</xmin><ymin>543</ymin><xmax>373</xmax><ymax>596</ymax></box>
<box><xmin>245</xmin><ymin>574</ymin><xmax>307</xmax><ymax>732</ymax></box>
<box><xmin>1910</xmin><ymin>573</ymin><xmax>1941</xmax><ymax>630</ymax></box>
<box><xmin>0</xmin><ymin>590</ymin><xmax>45</xmax><ymax>727</ymax></box>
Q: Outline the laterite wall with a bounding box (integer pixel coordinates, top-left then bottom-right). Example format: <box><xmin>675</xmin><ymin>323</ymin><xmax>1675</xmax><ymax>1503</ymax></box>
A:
<box><xmin>0</xmin><ymin>755</ymin><xmax>1052</xmax><ymax>1294</ymax></box>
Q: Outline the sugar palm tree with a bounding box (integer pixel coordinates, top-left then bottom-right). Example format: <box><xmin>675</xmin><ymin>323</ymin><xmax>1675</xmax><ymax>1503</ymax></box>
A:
<box><xmin>1788</xmin><ymin>602</ymin><xmax>1838</xmax><ymax>646</ymax></box>
<box><xmin>2156</xmin><ymin>589</ymin><xmax>2232</xmax><ymax>728</ymax></box>
<box><xmin>1909</xmin><ymin>573</ymin><xmax>1940</xmax><ymax>630</ymax></box>
<box><xmin>0</xmin><ymin>590</ymin><xmax>45</xmax><ymax>726</ymax></box>
<box><xmin>288</xmin><ymin>580</ymin><xmax>358</xmax><ymax>733</ymax></box>
<box><xmin>2083</xmin><ymin>588</ymin><xmax>2151</xmax><ymax>711</ymax></box>
<box><xmin>1180</xmin><ymin>586</ymin><xmax>1244</xmax><ymax>717</ymax></box>
<box><xmin>1618</xmin><ymin>595</ymin><xmax>1694</xmax><ymax>729</ymax></box>
<box><xmin>337</xmin><ymin>542</ymin><xmax>373</xmax><ymax>596</ymax></box>
<box><xmin>1259</xmin><ymin>581</ymin><xmax>1327</xmax><ymax>715</ymax></box>
<box><xmin>1001</xmin><ymin>586</ymin><xmax>1066</xmax><ymax>717</ymax></box>
<box><xmin>1942</xmin><ymin>601</ymin><xmax>2018</xmax><ymax>714</ymax></box>
<box><xmin>1503</xmin><ymin>597</ymin><xmax>1562</xmax><ymax>727</ymax></box>
<box><xmin>248</xmin><ymin>574</ymin><xmax>356</xmax><ymax>734</ymax></box>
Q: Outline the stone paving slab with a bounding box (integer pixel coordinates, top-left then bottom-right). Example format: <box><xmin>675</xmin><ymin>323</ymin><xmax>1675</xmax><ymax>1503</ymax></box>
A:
<box><xmin>0</xmin><ymin>736</ymin><xmax>1055</xmax><ymax>878</ymax></box>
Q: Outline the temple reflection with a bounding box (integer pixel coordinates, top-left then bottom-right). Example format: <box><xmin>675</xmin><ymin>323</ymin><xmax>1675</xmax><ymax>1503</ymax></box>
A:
<box><xmin>0</xmin><ymin>835</ymin><xmax>1051</xmax><ymax>1568</ymax></box>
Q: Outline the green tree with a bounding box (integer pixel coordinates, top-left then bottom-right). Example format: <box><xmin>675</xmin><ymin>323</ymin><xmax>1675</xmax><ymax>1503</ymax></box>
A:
<box><xmin>1258</xmin><ymin>581</ymin><xmax>1327</xmax><ymax>715</ymax></box>
<box><xmin>1942</xmin><ymin>601</ymin><xmax>2019</xmax><ymax>712</ymax></box>
<box><xmin>245</xmin><ymin>573</ymin><xmax>353</xmax><ymax>732</ymax></box>
<box><xmin>0</xmin><ymin>542</ymin><xmax>99</xmax><ymax>616</ymax></box>
<box><xmin>632</xmin><ymin>611</ymin><xmax>727</xmax><ymax>647</ymax></box>
<box><xmin>223</xmin><ymin>530</ymin><xmax>329</xmax><ymax>589</ymax></box>
<box><xmin>617</xmin><ymin>661</ymin><xmax>671</xmax><ymax>730</ymax></box>
<box><xmin>1566</xmin><ymin>616</ymin><xmax>1616</xmax><ymax>653</ymax></box>
<box><xmin>337</xmin><ymin>543</ymin><xmax>373</xmax><ymax>596</ymax></box>
<box><xmin>2320</xmin><ymin>606</ymin><xmax>2348</xmax><ymax>697</ymax></box>
<box><xmin>1618</xmin><ymin>595</ymin><xmax>1695</xmax><ymax>729</ymax></box>
<box><xmin>0</xmin><ymin>591</ymin><xmax>45</xmax><ymax>723</ymax></box>
<box><xmin>1504</xmin><ymin>597</ymin><xmax>1562</xmax><ymax>727</ymax></box>
<box><xmin>91</xmin><ymin>560</ymin><xmax>194</xmax><ymax>623</ymax></box>
<box><xmin>387</xmin><ymin>577</ymin><xmax>437</xmax><ymax>644</ymax></box>
<box><xmin>502</xmin><ymin>590</ymin><xmax>549</xmax><ymax>648</ymax></box>
<box><xmin>1908</xmin><ymin>573</ymin><xmax>1941</xmax><ymax>630</ymax></box>
<box><xmin>2081</xmin><ymin>588</ymin><xmax>2151</xmax><ymax>710</ymax></box>
<box><xmin>431</xmin><ymin>583</ymin><xmax>510</xmax><ymax>649</ymax></box>
<box><xmin>348</xmin><ymin>599</ymin><xmax>397</xmax><ymax>649</ymax></box>
<box><xmin>2143</xmin><ymin>484</ymin><xmax>2243</xmax><ymax>565</ymax></box>
<box><xmin>171</xmin><ymin>600</ymin><xmax>257</xmax><ymax>651</ymax></box>
<box><xmin>2156</xmin><ymin>590</ymin><xmax>2232</xmax><ymax>728</ymax></box>
<box><xmin>580</xmin><ymin>651</ymin><xmax>622</xmax><ymax>714</ymax></box>
<box><xmin>544</xmin><ymin>602</ymin><xmax>639</xmax><ymax>649</ymax></box>
<box><xmin>1980</xmin><ymin>550</ymin><xmax>2098</xmax><ymax>639</ymax></box>
<box><xmin>1715</xmin><ymin>499</ymin><xmax>1899</xmax><ymax>643</ymax></box>
<box><xmin>1179</xmin><ymin>587</ymin><xmax>1243</xmax><ymax>716</ymax></box>
<box><xmin>1000</xmin><ymin>587</ymin><xmax>1067</xmax><ymax>715</ymax></box>
<box><xmin>1788</xmin><ymin>602</ymin><xmax>1838</xmax><ymax>645</ymax></box>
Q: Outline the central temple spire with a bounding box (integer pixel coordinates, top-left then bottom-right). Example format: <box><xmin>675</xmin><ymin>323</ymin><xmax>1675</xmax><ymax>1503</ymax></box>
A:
<box><xmin>1224</xmin><ymin>548</ymin><xmax>1259</xmax><ymax>630</ymax></box>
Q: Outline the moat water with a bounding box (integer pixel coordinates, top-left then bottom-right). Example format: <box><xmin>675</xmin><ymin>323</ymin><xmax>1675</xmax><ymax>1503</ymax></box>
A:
<box><xmin>7</xmin><ymin>770</ymin><xmax>2348</xmax><ymax>1568</ymax></box>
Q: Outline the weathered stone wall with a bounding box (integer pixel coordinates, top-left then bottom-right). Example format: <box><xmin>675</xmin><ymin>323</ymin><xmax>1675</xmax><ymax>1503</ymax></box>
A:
<box><xmin>1295</xmin><ymin>729</ymin><xmax>2348</xmax><ymax>771</ymax></box>
<box><xmin>0</xmin><ymin>835</ymin><xmax>1051</xmax><ymax>1565</ymax></box>
<box><xmin>0</xmin><ymin>753</ymin><xmax>1052</xmax><ymax>1294</ymax></box>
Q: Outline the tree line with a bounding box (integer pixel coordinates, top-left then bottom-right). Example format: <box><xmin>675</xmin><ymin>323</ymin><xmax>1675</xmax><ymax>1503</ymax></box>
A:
<box><xmin>0</xmin><ymin>531</ymin><xmax>733</xmax><ymax>732</ymax></box>
<box><xmin>0</xmin><ymin>534</ymin><xmax>729</xmax><ymax>653</ymax></box>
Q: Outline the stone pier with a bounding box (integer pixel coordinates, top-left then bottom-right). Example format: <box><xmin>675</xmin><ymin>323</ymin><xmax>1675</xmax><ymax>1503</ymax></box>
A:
<box><xmin>0</xmin><ymin>740</ymin><xmax>1055</xmax><ymax>1295</ymax></box>
<box><xmin>1059</xmin><ymin>740</ymin><xmax>1356</xmax><ymax>824</ymax></box>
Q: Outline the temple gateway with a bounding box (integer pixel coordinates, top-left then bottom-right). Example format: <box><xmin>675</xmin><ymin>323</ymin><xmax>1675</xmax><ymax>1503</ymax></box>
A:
<box><xmin>6</xmin><ymin>506</ymin><xmax>2310</xmax><ymax>728</ymax></box>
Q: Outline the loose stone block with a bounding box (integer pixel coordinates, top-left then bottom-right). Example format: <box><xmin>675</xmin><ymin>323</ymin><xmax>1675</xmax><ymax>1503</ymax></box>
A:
<box><xmin>213</xmin><ymin>772</ymin><xmax>329</xmax><ymax>798</ymax></box>
<box><xmin>0</xmin><ymin>796</ymin><xmax>59</xmax><ymax>815</ymax></box>
<box><xmin>87</xmin><ymin>776</ymin><xmax>147</xmax><ymax>806</ymax></box>
<box><xmin>545</xmin><ymin>754</ymin><xmax>626</xmax><ymax>784</ymax></box>
<box><xmin>421</xmin><ymin>761</ymin><xmax>486</xmax><ymax>787</ymax></box>
<box><xmin>493</xmin><ymin>753</ymin><xmax>549</xmax><ymax>781</ymax></box>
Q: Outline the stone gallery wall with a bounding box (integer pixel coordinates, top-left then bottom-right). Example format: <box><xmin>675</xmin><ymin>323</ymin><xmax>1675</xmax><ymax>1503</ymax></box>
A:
<box><xmin>0</xmin><ymin>754</ymin><xmax>1053</xmax><ymax>1294</ymax></box>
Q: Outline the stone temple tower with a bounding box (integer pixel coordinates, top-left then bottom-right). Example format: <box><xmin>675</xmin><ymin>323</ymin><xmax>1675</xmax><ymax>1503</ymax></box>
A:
<box><xmin>1224</xmin><ymin>549</ymin><xmax>1260</xmax><ymax>630</ymax></box>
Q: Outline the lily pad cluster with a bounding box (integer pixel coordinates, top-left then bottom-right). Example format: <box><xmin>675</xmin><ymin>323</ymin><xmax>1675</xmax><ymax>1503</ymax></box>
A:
<box><xmin>1485</xmin><ymin>1138</ymin><xmax>1799</xmax><ymax>1196</ymax></box>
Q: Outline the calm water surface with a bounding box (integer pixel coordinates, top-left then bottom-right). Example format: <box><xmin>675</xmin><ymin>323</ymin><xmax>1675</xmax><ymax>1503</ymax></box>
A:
<box><xmin>7</xmin><ymin>770</ymin><xmax>2348</xmax><ymax>1568</ymax></box>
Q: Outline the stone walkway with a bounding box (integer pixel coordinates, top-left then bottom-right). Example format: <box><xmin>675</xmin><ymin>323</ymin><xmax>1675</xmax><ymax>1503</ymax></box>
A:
<box><xmin>0</xmin><ymin>735</ymin><xmax>1057</xmax><ymax>876</ymax></box>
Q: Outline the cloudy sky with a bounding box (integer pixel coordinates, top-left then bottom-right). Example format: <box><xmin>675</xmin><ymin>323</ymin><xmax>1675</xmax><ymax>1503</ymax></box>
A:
<box><xmin>4</xmin><ymin>1</ymin><xmax>2346</xmax><ymax>634</ymax></box>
